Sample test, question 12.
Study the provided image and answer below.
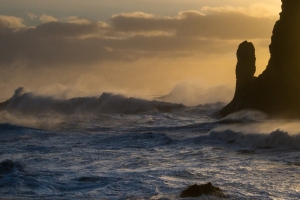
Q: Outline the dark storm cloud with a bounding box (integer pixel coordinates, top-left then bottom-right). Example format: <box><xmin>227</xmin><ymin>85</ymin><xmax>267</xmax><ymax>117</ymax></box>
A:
<box><xmin>0</xmin><ymin>9</ymin><xmax>276</xmax><ymax>67</ymax></box>
<box><xmin>0</xmin><ymin>18</ymin><xmax>117</xmax><ymax>65</ymax></box>
<box><xmin>34</xmin><ymin>21</ymin><xmax>97</xmax><ymax>37</ymax></box>
<box><xmin>110</xmin><ymin>10</ymin><xmax>275</xmax><ymax>39</ymax></box>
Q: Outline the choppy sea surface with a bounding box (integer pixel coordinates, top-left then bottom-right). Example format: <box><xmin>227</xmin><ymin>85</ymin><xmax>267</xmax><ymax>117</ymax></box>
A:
<box><xmin>1</xmin><ymin>90</ymin><xmax>300</xmax><ymax>199</ymax></box>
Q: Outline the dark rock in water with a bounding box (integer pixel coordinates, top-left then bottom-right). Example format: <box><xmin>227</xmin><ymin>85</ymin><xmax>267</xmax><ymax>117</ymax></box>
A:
<box><xmin>77</xmin><ymin>176</ymin><xmax>102</xmax><ymax>182</ymax></box>
<box><xmin>227</xmin><ymin>140</ymin><xmax>236</xmax><ymax>144</ymax></box>
<box><xmin>180</xmin><ymin>182</ymin><xmax>227</xmax><ymax>198</ymax></box>
<box><xmin>237</xmin><ymin>149</ymin><xmax>256</xmax><ymax>154</ymax></box>
<box><xmin>0</xmin><ymin>160</ymin><xmax>24</xmax><ymax>174</ymax></box>
<box><xmin>220</xmin><ymin>0</ymin><xmax>300</xmax><ymax>117</ymax></box>
<box><xmin>257</xmin><ymin>146</ymin><xmax>273</xmax><ymax>150</ymax></box>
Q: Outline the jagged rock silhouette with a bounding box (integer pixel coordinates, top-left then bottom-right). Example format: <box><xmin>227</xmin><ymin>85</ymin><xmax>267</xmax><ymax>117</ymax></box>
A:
<box><xmin>180</xmin><ymin>182</ymin><xmax>227</xmax><ymax>198</ymax></box>
<box><xmin>219</xmin><ymin>41</ymin><xmax>256</xmax><ymax>117</ymax></box>
<box><xmin>220</xmin><ymin>0</ymin><xmax>300</xmax><ymax>117</ymax></box>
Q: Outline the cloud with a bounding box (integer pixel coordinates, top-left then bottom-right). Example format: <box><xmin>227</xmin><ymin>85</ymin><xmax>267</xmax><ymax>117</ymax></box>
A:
<box><xmin>201</xmin><ymin>3</ymin><xmax>280</xmax><ymax>19</ymax></box>
<box><xmin>34</xmin><ymin>21</ymin><xmax>101</xmax><ymax>37</ymax></box>
<box><xmin>0</xmin><ymin>4</ymin><xmax>277</xmax><ymax>68</ymax></box>
<box><xmin>27</xmin><ymin>13</ymin><xmax>37</xmax><ymax>20</ymax></box>
<box><xmin>65</xmin><ymin>16</ymin><xmax>96</xmax><ymax>25</ymax></box>
<box><xmin>0</xmin><ymin>15</ymin><xmax>25</xmax><ymax>31</ymax></box>
<box><xmin>39</xmin><ymin>14</ymin><xmax>58</xmax><ymax>23</ymax></box>
<box><xmin>110</xmin><ymin>10</ymin><xmax>276</xmax><ymax>39</ymax></box>
<box><xmin>0</xmin><ymin>25</ymin><xmax>237</xmax><ymax>67</ymax></box>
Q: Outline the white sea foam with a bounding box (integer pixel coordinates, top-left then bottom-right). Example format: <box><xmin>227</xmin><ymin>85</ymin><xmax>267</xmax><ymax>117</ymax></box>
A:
<box><xmin>211</xmin><ymin>119</ymin><xmax>300</xmax><ymax>148</ymax></box>
<box><xmin>220</xmin><ymin>110</ymin><xmax>268</xmax><ymax>123</ymax></box>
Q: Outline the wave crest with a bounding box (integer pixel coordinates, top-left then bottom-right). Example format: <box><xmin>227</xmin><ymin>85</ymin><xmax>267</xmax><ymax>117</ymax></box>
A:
<box><xmin>1</xmin><ymin>87</ymin><xmax>185</xmax><ymax>115</ymax></box>
<box><xmin>209</xmin><ymin>129</ymin><xmax>300</xmax><ymax>149</ymax></box>
<box><xmin>220</xmin><ymin>110</ymin><xmax>268</xmax><ymax>123</ymax></box>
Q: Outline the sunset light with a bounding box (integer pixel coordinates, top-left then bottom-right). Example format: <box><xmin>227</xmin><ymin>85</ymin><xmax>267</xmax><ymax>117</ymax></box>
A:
<box><xmin>2</xmin><ymin>0</ymin><xmax>300</xmax><ymax>199</ymax></box>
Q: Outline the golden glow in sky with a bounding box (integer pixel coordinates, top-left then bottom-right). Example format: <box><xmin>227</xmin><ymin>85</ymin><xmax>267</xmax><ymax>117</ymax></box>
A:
<box><xmin>0</xmin><ymin>0</ymin><xmax>281</xmax><ymax>104</ymax></box>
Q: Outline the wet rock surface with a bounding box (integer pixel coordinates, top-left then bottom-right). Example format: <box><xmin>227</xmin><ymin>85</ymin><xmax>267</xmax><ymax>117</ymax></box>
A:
<box><xmin>180</xmin><ymin>182</ymin><xmax>227</xmax><ymax>198</ymax></box>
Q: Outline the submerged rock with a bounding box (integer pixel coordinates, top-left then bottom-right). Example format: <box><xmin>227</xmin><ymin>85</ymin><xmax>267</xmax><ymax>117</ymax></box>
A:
<box><xmin>180</xmin><ymin>182</ymin><xmax>227</xmax><ymax>198</ymax></box>
<box><xmin>220</xmin><ymin>0</ymin><xmax>300</xmax><ymax>117</ymax></box>
<box><xmin>0</xmin><ymin>160</ymin><xmax>24</xmax><ymax>174</ymax></box>
<box><xmin>77</xmin><ymin>176</ymin><xmax>102</xmax><ymax>182</ymax></box>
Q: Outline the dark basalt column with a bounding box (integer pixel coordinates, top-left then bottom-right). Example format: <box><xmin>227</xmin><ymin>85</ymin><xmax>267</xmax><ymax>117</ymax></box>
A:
<box><xmin>220</xmin><ymin>0</ymin><xmax>300</xmax><ymax>117</ymax></box>
<box><xmin>219</xmin><ymin>41</ymin><xmax>256</xmax><ymax>117</ymax></box>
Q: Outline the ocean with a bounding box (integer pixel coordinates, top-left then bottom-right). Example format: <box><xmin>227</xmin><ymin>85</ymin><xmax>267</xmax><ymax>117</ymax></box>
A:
<box><xmin>0</xmin><ymin>91</ymin><xmax>300</xmax><ymax>199</ymax></box>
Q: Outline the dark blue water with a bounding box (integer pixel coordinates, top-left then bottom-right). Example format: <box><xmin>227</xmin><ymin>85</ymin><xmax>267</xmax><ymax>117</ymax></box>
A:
<box><xmin>1</xmin><ymin>92</ymin><xmax>300</xmax><ymax>199</ymax></box>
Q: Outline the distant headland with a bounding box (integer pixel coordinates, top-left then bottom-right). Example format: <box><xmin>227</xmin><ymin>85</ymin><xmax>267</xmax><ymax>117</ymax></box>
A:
<box><xmin>220</xmin><ymin>0</ymin><xmax>300</xmax><ymax>117</ymax></box>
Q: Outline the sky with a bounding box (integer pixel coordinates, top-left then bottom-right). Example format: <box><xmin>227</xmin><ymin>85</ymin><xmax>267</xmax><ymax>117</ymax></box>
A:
<box><xmin>0</xmin><ymin>0</ymin><xmax>281</xmax><ymax>104</ymax></box>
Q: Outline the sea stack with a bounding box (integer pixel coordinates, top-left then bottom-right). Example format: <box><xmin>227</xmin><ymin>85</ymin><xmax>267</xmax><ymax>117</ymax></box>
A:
<box><xmin>220</xmin><ymin>0</ymin><xmax>300</xmax><ymax>117</ymax></box>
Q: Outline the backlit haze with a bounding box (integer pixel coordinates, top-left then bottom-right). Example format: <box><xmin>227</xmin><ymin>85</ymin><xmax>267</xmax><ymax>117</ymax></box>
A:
<box><xmin>0</xmin><ymin>0</ymin><xmax>281</xmax><ymax>105</ymax></box>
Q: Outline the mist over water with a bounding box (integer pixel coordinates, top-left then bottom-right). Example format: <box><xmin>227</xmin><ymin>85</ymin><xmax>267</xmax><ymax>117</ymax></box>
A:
<box><xmin>0</xmin><ymin>80</ymin><xmax>230</xmax><ymax>133</ymax></box>
<box><xmin>0</xmin><ymin>81</ymin><xmax>233</xmax><ymax>125</ymax></box>
<box><xmin>157</xmin><ymin>80</ymin><xmax>234</xmax><ymax>106</ymax></box>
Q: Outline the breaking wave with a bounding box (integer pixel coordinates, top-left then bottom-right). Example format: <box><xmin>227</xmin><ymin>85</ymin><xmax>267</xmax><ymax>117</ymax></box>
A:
<box><xmin>219</xmin><ymin>110</ymin><xmax>268</xmax><ymax>124</ymax></box>
<box><xmin>210</xmin><ymin>129</ymin><xmax>300</xmax><ymax>149</ymax></box>
<box><xmin>0</xmin><ymin>87</ymin><xmax>185</xmax><ymax>115</ymax></box>
<box><xmin>0</xmin><ymin>123</ymin><xmax>31</xmax><ymax>131</ymax></box>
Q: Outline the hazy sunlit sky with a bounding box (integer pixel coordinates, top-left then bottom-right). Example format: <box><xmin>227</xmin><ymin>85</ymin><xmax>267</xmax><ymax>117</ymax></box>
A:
<box><xmin>0</xmin><ymin>0</ymin><xmax>281</xmax><ymax>104</ymax></box>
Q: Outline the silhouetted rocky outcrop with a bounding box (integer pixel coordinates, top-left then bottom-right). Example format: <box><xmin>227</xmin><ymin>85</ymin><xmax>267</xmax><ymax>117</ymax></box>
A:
<box><xmin>180</xmin><ymin>182</ymin><xmax>227</xmax><ymax>198</ymax></box>
<box><xmin>220</xmin><ymin>0</ymin><xmax>300</xmax><ymax>117</ymax></box>
<box><xmin>219</xmin><ymin>41</ymin><xmax>256</xmax><ymax>117</ymax></box>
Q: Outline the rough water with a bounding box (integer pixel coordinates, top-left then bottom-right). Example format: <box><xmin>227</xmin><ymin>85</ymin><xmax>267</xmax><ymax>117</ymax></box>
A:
<box><xmin>1</xmin><ymin>90</ymin><xmax>300</xmax><ymax>199</ymax></box>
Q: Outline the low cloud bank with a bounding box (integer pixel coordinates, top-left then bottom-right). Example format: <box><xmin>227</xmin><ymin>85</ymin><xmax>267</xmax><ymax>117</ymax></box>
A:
<box><xmin>0</xmin><ymin>4</ymin><xmax>276</xmax><ymax>68</ymax></box>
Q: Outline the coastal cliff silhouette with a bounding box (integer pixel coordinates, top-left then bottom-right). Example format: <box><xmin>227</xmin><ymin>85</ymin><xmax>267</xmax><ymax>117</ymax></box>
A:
<box><xmin>220</xmin><ymin>0</ymin><xmax>300</xmax><ymax>117</ymax></box>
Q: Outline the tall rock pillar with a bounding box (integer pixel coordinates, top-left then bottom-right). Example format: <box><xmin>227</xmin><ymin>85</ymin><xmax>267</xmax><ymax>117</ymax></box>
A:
<box><xmin>219</xmin><ymin>41</ymin><xmax>256</xmax><ymax>117</ymax></box>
